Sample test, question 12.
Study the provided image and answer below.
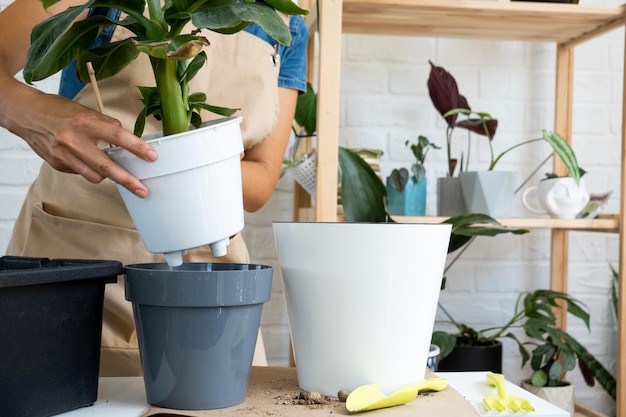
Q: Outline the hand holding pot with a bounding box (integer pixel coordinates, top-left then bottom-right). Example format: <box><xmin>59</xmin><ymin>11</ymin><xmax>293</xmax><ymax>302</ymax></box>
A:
<box><xmin>522</xmin><ymin>177</ymin><xmax>589</xmax><ymax>219</ymax></box>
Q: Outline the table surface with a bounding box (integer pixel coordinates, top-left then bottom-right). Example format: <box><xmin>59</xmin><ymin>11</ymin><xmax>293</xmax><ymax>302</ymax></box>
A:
<box><xmin>60</xmin><ymin>368</ymin><xmax>568</xmax><ymax>417</ymax></box>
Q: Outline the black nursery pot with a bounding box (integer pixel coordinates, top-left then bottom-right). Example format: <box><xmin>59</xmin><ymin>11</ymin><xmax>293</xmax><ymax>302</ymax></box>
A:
<box><xmin>437</xmin><ymin>339</ymin><xmax>503</xmax><ymax>373</ymax></box>
<box><xmin>0</xmin><ymin>256</ymin><xmax>121</xmax><ymax>417</ymax></box>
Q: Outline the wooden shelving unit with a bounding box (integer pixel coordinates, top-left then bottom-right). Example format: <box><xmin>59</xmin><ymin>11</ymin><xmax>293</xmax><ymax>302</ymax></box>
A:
<box><xmin>302</xmin><ymin>0</ymin><xmax>626</xmax><ymax>414</ymax></box>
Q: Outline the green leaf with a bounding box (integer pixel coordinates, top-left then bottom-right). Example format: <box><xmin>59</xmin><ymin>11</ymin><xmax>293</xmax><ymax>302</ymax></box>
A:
<box><xmin>547</xmin><ymin>360</ymin><xmax>564</xmax><ymax>383</ymax></box>
<box><xmin>263</xmin><ymin>0</ymin><xmax>309</xmax><ymax>16</ymax></box>
<box><xmin>542</xmin><ymin>130</ymin><xmax>581</xmax><ymax>185</ymax></box>
<box><xmin>190</xmin><ymin>111</ymin><xmax>203</xmax><ymax>129</ymax></box>
<box><xmin>561</xmin><ymin>349</ymin><xmax>577</xmax><ymax>371</ymax></box>
<box><xmin>431</xmin><ymin>331</ymin><xmax>457</xmax><ymax>359</ymax></box>
<box><xmin>444</xmin><ymin>213</ymin><xmax>528</xmax><ymax>254</ymax></box>
<box><xmin>134</xmin><ymin>40</ymin><xmax>169</xmax><ymax>59</ymax></box>
<box><xmin>294</xmin><ymin>82</ymin><xmax>317</xmax><ymax>135</ymax></box>
<box><xmin>163</xmin><ymin>0</ymin><xmax>238</xmax><ymax>23</ymax></box>
<box><xmin>42</xmin><ymin>0</ymin><xmax>63</xmax><ymax>8</ymax></box>
<box><xmin>530</xmin><ymin>370</ymin><xmax>548</xmax><ymax>387</ymax></box>
<box><xmin>338</xmin><ymin>147</ymin><xmax>389</xmax><ymax>223</ymax></box>
<box><xmin>25</xmin><ymin>0</ymin><xmax>154</xmax><ymax>84</ymax></box>
<box><xmin>76</xmin><ymin>39</ymin><xmax>140</xmax><ymax>82</ymax></box>
<box><xmin>24</xmin><ymin>4</ymin><xmax>92</xmax><ymax>83</ymax></box>
<box><xmin>567</xmin><ymin>334</ymin><xmax>616</xmax><ymax>399</ymax></box>
<box><xmin>388</xmin><ymin>168</ymin><xmax>409</xmax><ymax>192</ymax></box>
<box><xmin>192</xmin><ymin>102</ymin><xmax>239</xmax><ymax>117</ymax></box>
<box><xmin>92</xmin><ymin>0</ymin><xmax>162</xmax><ymax>38</ymax></box>
<box><xmin>181</xmin><ymin>51</ymin><xmax>207</xmax><ymax>84</ymax></box>
<box><xmin>192</xmin><ymin>3</ymin><xmax>292</xmax><ymax>45</ymax></box>
<box><xmin>134</xmin><ymin>86</ymin><xmax>160</xmax><ymax>136</ymax></box>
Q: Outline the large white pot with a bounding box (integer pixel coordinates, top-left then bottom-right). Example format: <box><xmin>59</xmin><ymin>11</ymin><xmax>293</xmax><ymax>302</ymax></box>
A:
<box><xmin>273</xmin><ymin>222</ymin><xmax>451</xmax><ymax>396</ymax></box>
<box><xmin>105</xmin><ymin>117</ymin><xmax>244</xmax><ymax>267</ymax></box>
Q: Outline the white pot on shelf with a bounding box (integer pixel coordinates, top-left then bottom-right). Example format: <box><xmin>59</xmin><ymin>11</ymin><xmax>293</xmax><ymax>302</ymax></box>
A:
<box><xmin>105</xmin><ymin>117</ymin><xmax>244</xmax><ymax>267</ymax></box>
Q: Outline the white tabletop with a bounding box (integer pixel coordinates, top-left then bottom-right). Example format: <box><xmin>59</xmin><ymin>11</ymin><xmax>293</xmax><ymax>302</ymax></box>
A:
<box><xmin>60</xmin><ymin>371</ymin><xmax>568</xmax><ymax>417</ymax></box>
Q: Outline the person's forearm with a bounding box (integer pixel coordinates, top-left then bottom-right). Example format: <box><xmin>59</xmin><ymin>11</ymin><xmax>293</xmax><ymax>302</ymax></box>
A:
<box><xmin>240</xmin><ymin>88</ymin><xmax>298</xmax><ymax>212</ymax></box>
<box><xmin>241</xmin><ymin>159</ymin><xmax>281</xmax><ymax>212</ymax></box>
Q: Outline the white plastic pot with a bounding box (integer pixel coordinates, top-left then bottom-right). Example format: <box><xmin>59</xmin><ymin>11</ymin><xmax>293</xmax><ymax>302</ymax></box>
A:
<box><xmin>273</xmin><ymin>222</ymin><xmax>451</xmax><ymax>396</ymax></box>
<box><xmin>105</xmin><ymin>117</ymin><xmax>244</xmax><ymax>267</ymax></box>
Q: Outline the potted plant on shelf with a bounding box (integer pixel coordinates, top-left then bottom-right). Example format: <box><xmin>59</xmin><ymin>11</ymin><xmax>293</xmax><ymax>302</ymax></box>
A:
<box><xmin>432</xmin><ymin>289</ymin><xmax>615</xmax><ymax>413</ymax></box>
<box><xmin>22</xmin><ymin>0</ymin><xmax>307</xmax><ymax>410</ymax></box>
<box><xmin>386</xmin><ymin>135</ymin><xmax>440</xmax><ymax>216</ymax></box>
<box><xmin>24</xmin><ymin>0</ymin><xmax>307</xmax><ymax>267</ymax></box>
<box><xmin>517</xmin><ymin>291</ymin><xmax>616</xmax><ymax>414</ymax></box>
<box><xmin>427</xmin><ymin>61</ymin><xmax>583</xmax><ymax>218</ymax></box>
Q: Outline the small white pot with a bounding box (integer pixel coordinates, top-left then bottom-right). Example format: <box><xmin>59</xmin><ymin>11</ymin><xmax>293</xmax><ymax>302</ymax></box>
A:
<box><xmin>105</xmin><ymin>117</ymin><xmax>244</xmax><ymax>267</ymax></box>
<box><xmin>273</xmin><ymin>222</ymin><xmax>451</xmax><ymax>396</ymax></box>
<box><xmin>522</xmin><ymin>379</ymin><xmax>575</xmax><ymax>416</ymax></box>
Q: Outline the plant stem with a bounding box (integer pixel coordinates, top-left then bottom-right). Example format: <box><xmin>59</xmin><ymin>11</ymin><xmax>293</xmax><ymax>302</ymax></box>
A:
<box><xmin>446</xmin><ymin>126</ymin><xmax>453</xmax><ymax>176</ymax></box>
<box><xmin>489</xmin><ymin>137</ymin><xmax>542</xmax><ymax>170</ymax></box>
<box><xmin>154</xmin><ymin>58</ymin><xmax>188</xmax><ymax>135</ymax></box>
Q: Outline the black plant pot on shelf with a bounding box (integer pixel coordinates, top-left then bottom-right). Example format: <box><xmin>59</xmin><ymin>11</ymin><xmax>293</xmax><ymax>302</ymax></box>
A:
<box><xmin>437</xmin><ymin>340</ymin><xmax>503</xmax><ymax>373</ymax></box>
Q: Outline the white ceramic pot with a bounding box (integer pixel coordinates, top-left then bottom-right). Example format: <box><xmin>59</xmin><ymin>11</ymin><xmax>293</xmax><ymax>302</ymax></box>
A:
<box><xmin>273</xmin><ymin>222</ymin><xmax>451</xmax><ymax>396</ymax></box>
<box><xmin>522</xmin><ymin>379</ymin><xmax>574</xmax><ymax>416</ymax></box>
<box><xmin>522</xmin><ymin>177</ymin><xmax>589</xmax><ymax>219</ymax></box>
<box><xmin>105</xmin><ymin>117</ymin><xmax>244</xmax><ymax>267</ymax></box>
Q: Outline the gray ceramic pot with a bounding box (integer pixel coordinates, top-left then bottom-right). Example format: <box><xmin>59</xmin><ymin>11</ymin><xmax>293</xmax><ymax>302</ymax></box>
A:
<box><xmin>125</xmin><ymin>262</ymin><xmax>273</xmax><ymax>410</ymax></box>
<box><xmin>437</xmin><ymin>177</ymin><xmax>467</xmax><ymax>216</ymax></box>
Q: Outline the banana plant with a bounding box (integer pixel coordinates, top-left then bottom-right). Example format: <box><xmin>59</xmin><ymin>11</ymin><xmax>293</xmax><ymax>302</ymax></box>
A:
<box><xmin>24</xmin><ymin>0</ymin><xmax>308</xmax><ymax>137</ymax></box>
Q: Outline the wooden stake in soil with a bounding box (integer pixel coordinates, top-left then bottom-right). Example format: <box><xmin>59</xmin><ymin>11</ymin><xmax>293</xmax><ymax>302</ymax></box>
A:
<box><xmin>86</xmin><ymin>62</ymin><xmax>106</xmax><ymax>115</ymax></box>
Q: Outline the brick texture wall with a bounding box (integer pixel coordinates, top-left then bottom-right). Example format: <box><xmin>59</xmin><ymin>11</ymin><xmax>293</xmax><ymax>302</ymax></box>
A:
<box><xmin>0</xmin><ymin>1</ymin><xmax>621</xmax><ymax>414</ymax></box>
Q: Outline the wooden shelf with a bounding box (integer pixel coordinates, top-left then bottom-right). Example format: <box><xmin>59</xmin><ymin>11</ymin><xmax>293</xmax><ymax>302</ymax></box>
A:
<box><xmin>340</xmin><ymin>0</ymin><xmax>625</xmax><ymax>46</ymax></box>
<box><xmin>300</xmin><ymin>207</ymin><xmax>620</xmax><ymax>232</ymax></box>
<box><xmin>393</xmin><ymin>214</ymin><xmax>620</xmax><ymax>232</ymax></box>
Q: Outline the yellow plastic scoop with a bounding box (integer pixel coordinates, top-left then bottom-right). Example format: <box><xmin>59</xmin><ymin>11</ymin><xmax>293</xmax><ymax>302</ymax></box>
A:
<box><xmin>346</xmin><ymin>377</ymin><xmax>448</xmax><ymax>413</ymax></box>
<box><xmin>483</xmin><ymin>373</ymin><xmax>535</xmax><ymax>412</ymax></box>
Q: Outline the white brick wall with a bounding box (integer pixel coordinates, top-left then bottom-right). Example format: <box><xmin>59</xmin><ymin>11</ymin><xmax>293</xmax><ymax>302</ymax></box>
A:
<box><xmin>0</xmin><ymin>1</ymin><xmax>621</xmax><ymax>415</ymax></box>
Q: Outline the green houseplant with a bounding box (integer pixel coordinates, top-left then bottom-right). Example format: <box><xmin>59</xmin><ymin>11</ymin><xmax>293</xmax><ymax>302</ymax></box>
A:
<box><xmin>386</xmin><ymin>135</ymin><xmax>439</xmax><ymax>216</ymax></box>
<box><xmin>427</xmin><ymin>61</ymin><xmax>583</xmax><ymax>217</ymax></box>
<box><xmin>24</xmin><ymin>0</ymin><xmax>307</xmax><ymax>138</ymax></box>
<box><xmin>432</xmin><ymin>289</ymin><xmax>616</xmax><ymax>402</ymax></box>
<box><xmin>22</xmin><ymin>0</ymin><xmax>308</xmax><ymax>266</ymax></box>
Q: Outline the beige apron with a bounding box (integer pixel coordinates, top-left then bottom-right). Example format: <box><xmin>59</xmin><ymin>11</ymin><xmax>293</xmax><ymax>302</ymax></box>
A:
<box><xmin>7</xmin><ymin>22</ymin><xmax>281</xmax><ymax>376</ymax></box>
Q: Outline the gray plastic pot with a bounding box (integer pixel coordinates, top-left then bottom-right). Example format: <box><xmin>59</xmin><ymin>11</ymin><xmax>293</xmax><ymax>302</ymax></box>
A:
<box><xmin>125</xmin><ymin>262</ymin><xmax>272</xmax><ymax>410</ymax></box>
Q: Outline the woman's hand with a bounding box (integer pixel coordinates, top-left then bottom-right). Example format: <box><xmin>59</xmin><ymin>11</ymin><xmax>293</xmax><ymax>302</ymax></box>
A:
<box><xmin>0</xmin><ymin>0</ymin><xmax>156</xmax><ymax>198</ymax></box>
<box><xmin>1</xmin><ymin>80</ymin><xmax>157</xmax><ymax>198</ymax></box>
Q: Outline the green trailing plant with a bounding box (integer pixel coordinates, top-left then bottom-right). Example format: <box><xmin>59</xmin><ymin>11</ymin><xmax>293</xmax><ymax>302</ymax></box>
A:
<box><xmin>24</xmin><ymin>0</ymin><xmax>308</xmax><ymax>138</ymax></box>
<box><xmin>388</xmin><ymin>135</ymin><xmax>440</xmax><ymax>193</ymax></box>
<box><xmin>428</xmin><ymin>61</ymin><xmax>583</xmax><ymax>184</ymax></box>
